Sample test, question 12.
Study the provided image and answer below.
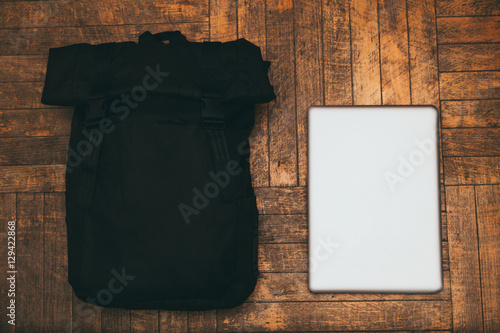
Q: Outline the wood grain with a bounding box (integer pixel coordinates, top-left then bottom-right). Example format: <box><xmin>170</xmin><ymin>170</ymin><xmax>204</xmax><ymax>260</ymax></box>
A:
<box><xmin>238</xmin><ymin>0</ymin><xmax>269</xmax><ymax>188</ymax></box>
<box><xmin>441</xmin><ymin>100</ymin><xmax>500</xmax><ymax>128</ymax></box>
<box><xmin>248</xmin><ymin>271</ymin><xmax>451</xmax><ymax>302</ymax></box>
<box><xmin>1</xmin><ymin>23</ymin><xmax>209</xmax><ymax>56</ymax></box>
<box><xmin>70</xmin><ymin>291</ymin><xmax>101</xmax><ymax>332</ymax></box>
<box><xmin>0</xmin><ymin>136</ymin><xmax>68</xmax><ymax>165</ymax></box>
<box><xmin>350</xmin><ymin>0</ymin><xmax>381</xmax><ymax>105</ymax></box>
<box><xmin>266</xmin><ymin>0</ymin><xmax>298</xmax><ymax>186</ymax></box>
<box><xmin>101</xmin><ymin>308</ymin><xmax>128</xmax><ymax>333</ymax></box>
<box><xmin>295</xmin><ymin>0</ymin><xmax>323</xmax><ymax>186</ymax></box>
<box><xmin>16</xmin><ymin>193</ymin><xmax>44</xmax><ymax>332</ymax></box>
<box><xmin>0</xmin><ymin>55</ymin><xmax>46</xmax><ymax>82</ymax></box>
<box><xmin>0</xmin><ymin>108</ymin><xmax>72</xmax><ymax>138</ymax></box>
<box><xmin>442</xmin><ymin>128</ymin><xmax>500</xmax><ymax>156</ymax></box>
<box><xmin>131</xmin><ymin>310</ymin><xmax>158</xmax><ymax>333</ymax></box>
<box><xmin>440</xmin><ymin>71</ymin><xmax>500</xmax><ymax>100</ymax></box>
<box><xmin>42</xmin><ymin>193</ymin><xmax>72</xmax><ymax>331</ymax></box>
<box><xmin>0</xmin><ymin>193</ymin><xmax>16</xmax><ymax>333</ymax></box>
<box><xmin>159</xmin><ymin>311</ymin><xmax>188</xmax><ymax>333</ymax></box>
<box><xmin>0</xmin><ymin>82</ymin><xmax>44</xmax><ymax>109</ymax></box>
<box><xmin>407</xmin><ymin>0</ymin><xmax>439</xmax><ymax>107</ymax></box>
<box><xmin>475</xmin><ymin>185</ymin><xmax>500</xmax><ymax>332</ymax></box>
<box><xmin>378</xmin><ymin>0</ymin><xmax>411</xmax><ymax>105</ymax></box>
<box><xmin>323</xmin><ymin>0</ymin><xmax>352</xmax><ymax>105</ymax></box>
<box><xmin>217</xmin><ymin>301</ymin><xmax>452</xmax><ymax>331</ymax></box>
<box><xmin>446</xmin><ymin>186</ymin><xmax>483</xmax><ymax>332</ymax></box>
<box><xmin>255</xmin><ymin>187</ymin><xmax>307</xmax><ymax>214</ymax></box>
<box><xmin>439</xmin><ymin>44</ymin><xmax>500</xmax><ymax>72</ymax></box>
<box><xmin>259</xmin><ymin>214</ymin><xmax>307</xmax><ymax>243</ymax></box>
<box><xmin>437</xmin><ymin>16</ymin><xmax>500</xmax><ymax>44</ymax></box>
<box><xmin>0</xmin><ymin>0</ymin><xmax>209</xmax><ymax>29</ymax></box>
<box><xmin>444</xmin><ymin>157</ymin><xmax>500</xmax><ymax>185</ymax></box>
<box><xmin>188</xmin><ymin>310</ymin><xmax>216</xmax><ymax>333</ymax></box>
<box><xmin>436</xmin><ymin>0</ymin><xmax>500</xmax><ymax>16</ymax></box>
<box><xmin>0</xmin><ymin>165</ymin><xmax>65</xmax><ymax>193</ymax></box>
<box><xmin>209</xmin><ymin>0</ymin><xmax>236</xmax><ymax>42</ymax></box>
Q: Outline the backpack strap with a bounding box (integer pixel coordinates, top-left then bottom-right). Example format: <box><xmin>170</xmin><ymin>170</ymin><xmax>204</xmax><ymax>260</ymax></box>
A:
<box><xmin>76</xmin><ymin>42</ymin><xmax>114</xmax><ymax>209</ymax></box>
<box><xmin>201</xmin><ymin>41</ymin><xmax>239</xmax><ymax>202</ymax></box>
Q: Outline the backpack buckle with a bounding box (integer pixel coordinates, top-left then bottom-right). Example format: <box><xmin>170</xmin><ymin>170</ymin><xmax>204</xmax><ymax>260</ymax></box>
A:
<box><xmin>201</xmin><ymin>95</ymin><xmax>225</xmax><ymax>129</ymax></box>
<box><xmin>83</xmin><ymin>95</ymin><xmax>108</xmax><ymax>128</ymax></box>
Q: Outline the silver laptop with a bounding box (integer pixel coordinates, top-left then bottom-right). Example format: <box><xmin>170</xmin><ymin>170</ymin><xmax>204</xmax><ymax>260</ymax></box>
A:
<box><xmin>308</xmin><ymin>106</ymin><xmax>442</xmax><ymax>293</ymax></box>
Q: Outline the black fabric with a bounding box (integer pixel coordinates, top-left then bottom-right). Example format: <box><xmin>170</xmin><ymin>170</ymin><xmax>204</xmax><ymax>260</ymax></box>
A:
<box><xmin>41</xmin><ymin>31</ymin><xmax>276</xmax><ymax>310</ymax></box>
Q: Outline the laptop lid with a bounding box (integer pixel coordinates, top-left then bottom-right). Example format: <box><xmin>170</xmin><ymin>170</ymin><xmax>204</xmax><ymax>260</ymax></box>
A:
<box><xmin>308</xmin><ymin>106</ymin><xmax>442</xmax><ymax>293</ymax></box>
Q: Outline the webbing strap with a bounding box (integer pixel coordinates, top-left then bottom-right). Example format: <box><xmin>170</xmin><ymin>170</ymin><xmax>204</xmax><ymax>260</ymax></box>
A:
<box><xmin>201</xmin><ymin>42</ymin><xmax>238</xmax><ymax>202</ymax></box>
<box><xmin>76</xmin><ymin>43</ymin><xmax>114</xmax><ymax>209</ymax></box>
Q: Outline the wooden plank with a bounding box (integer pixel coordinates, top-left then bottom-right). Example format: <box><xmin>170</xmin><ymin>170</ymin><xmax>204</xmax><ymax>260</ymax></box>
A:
<box><xmin>442</xmin><ymin>211</ymin><xmax>448</xmax><ymax>241</ymax></box>
<box><xmin>0</xmin><ymin>82</ymin><xmax>44</xmax><ymax>109</ymax></box>
<box><xmin>1</xmin><ymin>23</ymin><xmax>209</xmax><ymax>56</ymax></box>
<box><xmin>440</xmin><ymin>71</ymin><xmax>500</xmax><ymax>100</ymax></box>
<box><xmin>259</xmin><ymin>243</ymin><xmax>307</xmax><ymax>272</ymax></box>
<box><xmin>248</xmin><ymin>271</ymin><xmax>452</xmax><ymax>302</ymax></box>
<box><xmin>188</xmin><ymin>310</ymin><xmax>216</xmax><ymax>333</ymax></box>
<box><xmin>350</xmin><ymin>0</ymin><xmax>381</xmax><ymax>105</ymax></box>
<box><xmin>407</xmin><ymin>0</ymin><xmax>439</xmax><ymax>107</ymax></box>
<box><xmin>442</xmin><ymin>128</ymin><xmax>500</xmax><ymax>156</ymax></box>
<box><xmin>407</xmin><ymin>0</ymin><xmax>444</xmax><ymax>203</ymax></box>
<box><xmin>238</xmin><ymin>0</ymin><xmax>269</xmax><ymax>187</ymax></box>
<box><xmin>131</xmin><ymin>310</ymin><xmax>158</xmax><ymax>333</ymax></box>
<box><xmin>437</xmin><ymin>16</ymin><xmax>500</xmax><ymax>44</ymax></box>
<box><xmin>438</xmin><ymin>44</ymin><xmax>500</xmax><ymax>72</ymax></box>
<box><xmin>0</xmin><ymin>55</ymin><xmax>46</xmax><ymax>82</ymax></box>
<box><xmin>101</xmin><ymin>308</ymin><xmax>129</xmax><ymax>333</ymax></box>
<box><xmin>378</xmin><ymin>0</ymin><xmax>411</xmax><ymax>105</ymax></box>
<box><xmin>16</xmin><ymin>193</ymin><xmax>44</xmax><ymax>332</ymax></box>
<box><xmin>255</xmin><ymin>187</ymin><xmax>307</xmax><ymax>214</ymax></box>
<box><xmin>217</xmin><ymin>301</ymin><xmax>452</xmax><ymax>331</ymax></box>
<box><xmin>444</xmin><ymin>157</ymin><xmax>500</xmax><ymax>185</ymax></box>
<box><xmin>0</xmin><ymin>136</ymin><xmax>68</xmax><ymax>165</ymax></box>
<box><xmin>0</xmin><ymin>165</ymin><xmax>65</xmax><ymax>193</ymax></box>
<box><xmin>446</xmin><ymin>186</ymin><xmax>483</xmax><ymax>332</ymax></box>
<box><xmin>441</xmin><ymin>100</ymin><xmax>500</xmax><ymax>128</ymax></box>
<box><xmin>259</xmin><ymin>242</ymin><xmax>449</xmax><ymax>272</ymax></box>
<box><xmin>209</xmin><ymin>0</ymin><xmax>237</xmax><ymax>42</ymax></box>
<box><xmin>159</xmin><ymin>311</ymin><xmax>187</xmax><ymax>333</ymax></box>
<box><xmin>259</xmin><ymin>214</ymin><xmax>307</xmax><ymax>243</ymax></box>
<box><xmin>0</xmin><ymin>108</ymin><xmax>72</xmax><ymax>138</ymax></box>
<box><xmin>266</xmin><ymin>0</ymin><xmax>298</xmax><ymax>186</ymax></box>
<box><xmin>0</xmin><ymin>193</ymin><xmax>16</xmax><ymax>333</ymax></box>
<box><xmin>323</xmin><ymin>0</ymin><xmax>352</xmax><ymax>105</ymax></box>
<box><xmin>436</xmin><ymin>0</ymin><xmax>500</xmax><ymax>16</ymax></box>
<box><xmin>295</xmin><ymin>0</ymin><xmax>323</xmax><ymax>186</ymax></box>
<box><xmin>475</xmin><ymin>185</ymin><xmax>500</xmax><ymax>332</ymax></box>
<box><xmin>69</xmin><ymin>292</ymin><xmax>102</xmax><ymax>333</ymax></box>
<box><xmin>0</xmin><ymin>0</ymin><xmax>209</xmax><ymax>28</ymax></box>
<box><xmin>42</xmin><ymin>193</ymin><xmax>72</xmax><ymax>331</ymax></box>
<box><xmin>249</xmin><ymin>105</ymin><xmax>270</xmax><ymax>188</ymax></box>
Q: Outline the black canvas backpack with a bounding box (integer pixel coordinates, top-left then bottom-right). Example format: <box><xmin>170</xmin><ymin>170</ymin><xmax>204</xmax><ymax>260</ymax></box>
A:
<box><xmin>41</xmin><ymin>31</ymin><xmax>276</xmax><ymax>310</ymax></box>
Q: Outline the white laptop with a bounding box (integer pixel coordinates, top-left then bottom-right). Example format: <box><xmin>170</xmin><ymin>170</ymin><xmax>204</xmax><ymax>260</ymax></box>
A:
<box><xmin>308</xmin><ymin>106</ymin><xmax>442</xmax><ymax>293</ymax></box>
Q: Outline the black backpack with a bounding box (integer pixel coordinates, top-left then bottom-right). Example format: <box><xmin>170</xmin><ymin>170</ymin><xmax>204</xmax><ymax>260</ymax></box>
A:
<box><xmin>41</xmin><ymin>31</ymin><xmax>276</xmax><ymax>310</ymax></box>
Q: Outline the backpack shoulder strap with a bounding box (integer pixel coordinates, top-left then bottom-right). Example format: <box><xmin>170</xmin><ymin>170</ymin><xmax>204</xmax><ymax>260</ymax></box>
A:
<box><xmin>76</xmin><ymin>42</ymin><xmax>115</xmax><ymax>209</ymax></box>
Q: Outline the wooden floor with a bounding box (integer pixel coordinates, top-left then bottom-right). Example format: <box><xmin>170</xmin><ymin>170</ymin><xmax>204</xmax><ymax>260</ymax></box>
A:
<box><xmin>0</xmin><ymin>0</ymin><xmax>499</xmax><ymax>332</ymax></box>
